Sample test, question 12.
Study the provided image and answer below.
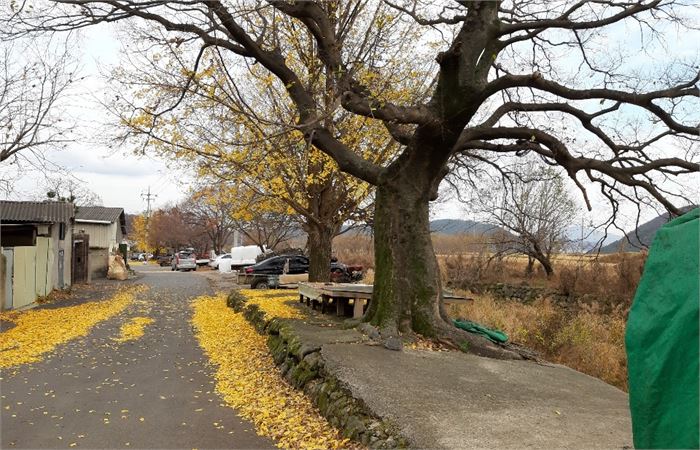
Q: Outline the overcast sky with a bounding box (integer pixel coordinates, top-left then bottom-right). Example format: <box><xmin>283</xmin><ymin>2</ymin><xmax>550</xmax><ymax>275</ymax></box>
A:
<box><xmin>2</xmin><ymin>24</ymin><xmax>188</xmax><ymax>214</ymax></box>
<box><xmin>1</xmin><ymin>13</ymin><xmax>697</xmax><ymax>231</ymax></box>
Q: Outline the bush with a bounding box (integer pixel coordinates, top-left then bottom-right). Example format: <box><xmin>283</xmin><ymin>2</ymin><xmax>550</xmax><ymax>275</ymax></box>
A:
<box><xmin>226</xmin><ymin>290</ymin><xmax>247</xmax><ymax>312</ymax></box>
<box><xmin>441</xmin><ymin>252</ymin><xmax>513</xmax><ymax>289</ymax></box>
<box><xmin>554</xmin><ymin>252</ymin><xmax>645</xmax><ymax>311</ymax></box>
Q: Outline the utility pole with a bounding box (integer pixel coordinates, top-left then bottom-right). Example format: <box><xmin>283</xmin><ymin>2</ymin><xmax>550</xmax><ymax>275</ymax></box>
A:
<box><xmin>141</xmin><ymin>186</ymin><xmax>157</xmax><ymax>221</ymax></box>
<box><xmin>141</xmin><ymin>187</ymin><xmax>157</xmax><ymax>257</ymax></box>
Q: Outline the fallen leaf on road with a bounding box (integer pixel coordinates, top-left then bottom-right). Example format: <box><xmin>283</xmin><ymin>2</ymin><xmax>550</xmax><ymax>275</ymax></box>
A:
<box><xmin>191</xmin><ymin>294</ymin><xmax>354</xmax><ymax>449</ymax></box>
<box><xmin>0</xmin><ymin>286</ymin><xmax>146</xmax><ymax>368</ymax></box>
<box><xmin>113</xmin><ymin>317</ymin><xmax>154</xmax><ymax>343</ymax></box>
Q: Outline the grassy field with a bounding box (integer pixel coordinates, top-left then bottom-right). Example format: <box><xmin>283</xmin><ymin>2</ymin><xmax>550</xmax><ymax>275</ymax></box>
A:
<box><xmin>447</xmin><ymin>296</ymin><xmax>629</xmax><ymax>391</ymax></box>
<box><xmin>333</xmin><ymin>232</ymin><xmax>642</xmax><ymax>391</ymax></box>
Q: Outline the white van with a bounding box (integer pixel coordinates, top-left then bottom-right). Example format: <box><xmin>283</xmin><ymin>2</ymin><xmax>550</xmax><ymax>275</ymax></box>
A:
<box><xmin>229</xmin><ymin>245</ymin><xmax>266</xmax><ymax>270</ymax></box>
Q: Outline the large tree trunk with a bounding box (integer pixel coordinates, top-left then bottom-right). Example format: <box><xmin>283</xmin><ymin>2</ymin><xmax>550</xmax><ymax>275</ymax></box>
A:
<box><xmin>368</xmin><ymin>182</ymin><xmax>442</xmax><ymax>336</ymax></box>
<box><xmin>307</xmin><ymin>223</ymin><xmax>334</xmax><ymax>282</ymax></box>
<box><xmin>366</xmin><ymin>175</ymin><xmax>523</xmax><ymax>359</ymax></box>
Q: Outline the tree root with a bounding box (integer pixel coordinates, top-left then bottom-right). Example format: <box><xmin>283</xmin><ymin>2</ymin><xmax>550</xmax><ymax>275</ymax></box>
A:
<box><xmin>434</xmin><ymin>323</ymin><xmax>536</xmax><ymax>361</ymax></box>
<box><xmin>363</xmin><ymin>315</ymin><xmax>540</xmax><ymax>361</ymax></box>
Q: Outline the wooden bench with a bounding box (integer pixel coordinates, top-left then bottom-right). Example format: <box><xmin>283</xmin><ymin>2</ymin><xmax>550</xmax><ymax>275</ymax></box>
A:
<box><xmin>298</xmin><ymin>283</ymin><xmax>471</xmax><ymax>319</ymax></box>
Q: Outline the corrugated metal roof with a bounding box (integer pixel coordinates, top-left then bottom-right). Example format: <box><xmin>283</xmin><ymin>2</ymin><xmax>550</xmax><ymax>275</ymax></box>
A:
<box><xmin>75</xmin><ymin>206</ymin><xmax>127</xmax><ymax>235</ymax></box>
<box><xmin>75</xmin><ymin>206</ymin><xmax>124</xmax><ymax>223</ymax></box>
<box><xmin>0</xmin><ymin>200</ymin><xmax>75</xmax><ymax>223</ymax></box>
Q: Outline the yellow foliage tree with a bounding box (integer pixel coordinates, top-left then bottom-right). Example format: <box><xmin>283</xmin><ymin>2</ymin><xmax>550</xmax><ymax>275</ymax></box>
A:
<box><xmin>129</xmin><ymin>214</ymin><xmax>152</xmax><ymax>254</ymax></box>
<box><xmin>110</xmin><ymin>11</ymin><xmax>427</xmax><ymax>280</ymax></box>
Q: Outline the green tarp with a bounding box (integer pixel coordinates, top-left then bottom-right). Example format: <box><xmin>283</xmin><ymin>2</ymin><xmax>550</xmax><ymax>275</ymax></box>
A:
<box><xmin>453</xmin><ymin>319</ymin><xmax>508</xmax><ymax>343</ymax></box>
<box><xmin>626</xmin><ymin>207</ymin><xmax>699</xmax><ymax>449</ymax></box>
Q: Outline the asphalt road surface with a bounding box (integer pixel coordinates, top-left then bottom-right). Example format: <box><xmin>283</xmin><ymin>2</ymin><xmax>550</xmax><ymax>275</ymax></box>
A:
<box><xmin>1</xmin><ymin>264</ymin><xmax>273</xmax><ymax>449</ymax></box>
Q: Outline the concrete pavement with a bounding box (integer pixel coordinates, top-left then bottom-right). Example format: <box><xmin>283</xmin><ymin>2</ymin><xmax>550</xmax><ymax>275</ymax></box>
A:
<box><xmin>1</xmin><ymin>265</ymin><xmax>273</xmax><ymax>449</ymax></box>
<box><xmin>321</xmin><ymin>338</ymin><xmax>633</xmax><ymax>449</ymax></box>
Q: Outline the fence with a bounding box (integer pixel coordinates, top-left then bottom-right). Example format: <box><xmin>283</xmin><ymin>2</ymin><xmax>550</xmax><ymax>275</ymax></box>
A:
<box><xmin>0</xmin><ymin>237</ymin><xmax>53</xmax><ymax>310</ymax></box>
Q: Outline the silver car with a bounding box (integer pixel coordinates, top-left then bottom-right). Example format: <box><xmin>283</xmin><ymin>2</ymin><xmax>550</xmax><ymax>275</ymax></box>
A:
<box><xmin>171</xmin><ymin>251</ymin><xmax>197</xmax><ymax>271</ymax></box>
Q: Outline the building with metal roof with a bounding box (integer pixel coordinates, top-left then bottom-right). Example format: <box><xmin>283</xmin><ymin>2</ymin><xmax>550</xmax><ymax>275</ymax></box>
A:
<box><xmin>0</xmin><ymin>200</ymin><xmax>74</xmax><ymax>224</ymax></box>
<box><xmin>1</xmin><ymin>201</ymin><xmax>75</xmax><ymax>310</ymax></box>
<box><xmin>75</xmin><ymin>206</ymin><xmax>127</xmax><ymax>236</ymax></box>
<box><xmin>72</xmin><ymin>206</ymin><xmax>126</xmax><ymax>280</ymax></box>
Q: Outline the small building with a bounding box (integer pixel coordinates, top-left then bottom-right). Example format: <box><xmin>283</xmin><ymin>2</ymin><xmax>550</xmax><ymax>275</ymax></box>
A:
<box><xmin>0</xmin><ymin>200</ymin><xmax>74</xmax><ymax>309</ymax></box>
<box><xmin>74</xmin><ymin>206</ymin><xmax>126</xmax><ymax>279</ymax></box>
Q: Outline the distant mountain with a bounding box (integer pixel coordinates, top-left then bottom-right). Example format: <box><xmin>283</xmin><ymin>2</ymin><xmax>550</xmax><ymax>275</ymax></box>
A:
<box><xmin>429</xmin><ymin>219</ymin><xmax>503</xmax><ymax>235</ymax></box>
<box><xmin>564</xmin><ymin>226</ymin><xmax>623</xmax><ymax>253</ymax></box>
<box><xmin>430</xmin><ymin>220</ymin><xmax>625</xmax><ymax>252</ymax></box>
<box><xmin>599</xmin><ymin>206</ymin><xmax>696</xmax><ymax>253</ymax></box>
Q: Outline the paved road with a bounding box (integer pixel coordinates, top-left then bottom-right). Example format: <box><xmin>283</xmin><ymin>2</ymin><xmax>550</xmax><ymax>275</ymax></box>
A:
<box><xmin>1</xmin><ymin>265</ymin><xmax>273</xmax><ymax>449</ymax></box>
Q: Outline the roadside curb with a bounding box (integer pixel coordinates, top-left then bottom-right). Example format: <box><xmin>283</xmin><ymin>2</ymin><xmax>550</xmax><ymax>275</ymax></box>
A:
<box><xmin>227</xmin><ymin>292</ymin><xmax>410</xmax><ymax>449</ymax></box>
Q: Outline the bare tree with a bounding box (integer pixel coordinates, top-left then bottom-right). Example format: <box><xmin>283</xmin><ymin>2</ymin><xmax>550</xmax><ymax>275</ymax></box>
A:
<box><xmin>41</xmin><ymin>175</ymin><xmax>103</xmax><ymax>206</ymax></box>
<box><xmin>181</xmin><ymin>180</ymin><xmax>299</xmax><ymax>253</ymax></box>
<box><xmin>7</xmin><ymin>1</ymin><xmax>699</xmax><ymax>357</ymax></box>
<box><xmin>0</xmin><ymin>36</ymin><xmax>75</xmax><ymax>169</ymax></box>
<box><xmin>147</xmin><ymin>204</ymin><xmax>209</xmax><ymax>255</ymax></box>
<box><xmin>472</xmin><ymin>162</ymin><xmax>578</xmax><ymax>277</ymax></box>
<box><xmin>180</xmin><ymin>187</ymin><xmax>237</xmax><ymax>254</ymax></box>
<box><xmin>237</xmin><ymin>211</ymin><xmax>299</xmax><ymax>253</ymax></box>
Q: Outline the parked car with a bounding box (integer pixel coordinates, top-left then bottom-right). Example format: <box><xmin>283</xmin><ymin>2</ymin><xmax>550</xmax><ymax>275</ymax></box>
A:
<box><xmin>171</xmin><ymin>250</ymin><xmax>197</xmax><ymax>271</ymax></box>
<box><xmin>209</xmin><ymin>253</ymin><xmax>231</xmax><ymax>269</ymax></box>
<box><xmin>245</xmin><ymin>255</ymin><xmax>309</xmax><ymax>275</ymax></box>
<box><xmin>157</xmin><ymin>254</ymin><xmax>172</xmax><ymax>267</ymax></box>
<box><xmin>244</xmin><ymin>255</ymin><xmax>363</xmax><ymax>282</ymax></box>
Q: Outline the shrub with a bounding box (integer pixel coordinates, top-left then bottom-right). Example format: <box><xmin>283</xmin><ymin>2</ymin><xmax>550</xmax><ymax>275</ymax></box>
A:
<box><xmin>226</xmin><ymin>290</ymin><xmax>247</xmax><ymax>312</ymax></box>
<box><xmin>553</xmin><ymin>252</ymin><xmax>645</xmax><ymax>311</ymax></box>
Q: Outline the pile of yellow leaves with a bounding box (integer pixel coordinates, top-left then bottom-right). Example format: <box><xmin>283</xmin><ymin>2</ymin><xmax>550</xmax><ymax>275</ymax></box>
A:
<box><xmin>0</xmin><ymin>286</ymin><xmax>145</xmax><ymax>368</ymax></box>
<box><xmin>192</xmin><ymin>295</ymin><xmax>352</xmax><ymax>449</ymax></box>
<box><xmin>240</xmin><ymin>289</ymin><xmax>305</xmax><ymax>320</ymax></box>
<box><xmin>113</xmin><ymin>316</ymin><xmax>155</xmax><ymax>342</ymax></box>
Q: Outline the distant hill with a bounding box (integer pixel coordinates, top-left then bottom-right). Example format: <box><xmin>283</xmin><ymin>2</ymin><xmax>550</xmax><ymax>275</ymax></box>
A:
<box><xmin>429</xmin><ymin>219</ymin><xmax>503</xmax><ymax>235</ymax></box>
<box><xmin>565</xmin><ymin>226</ymin><xmax>623</xmax><ymax>253</ymax></box>
<box><xmin>599</xmin><ymin>206</ymin><xmax>696</xmax><ymax>253</ymax></box>
<box><xmin>430</xmin><ymin>220</ymin><xmax>624</xmax><ymax>252</ymax></box>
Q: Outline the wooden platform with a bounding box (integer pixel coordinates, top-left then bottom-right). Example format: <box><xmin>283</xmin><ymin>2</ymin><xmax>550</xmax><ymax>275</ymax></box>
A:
<box><xmin>298</xmin><ymin>283</ymin><xmax>471</xmax><ymax>319</ymax></box>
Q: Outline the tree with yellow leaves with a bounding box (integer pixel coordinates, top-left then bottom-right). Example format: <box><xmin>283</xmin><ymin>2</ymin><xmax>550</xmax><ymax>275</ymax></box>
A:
<box><xmin>129</xmin><ymin>214</ymin><xmax>152</xmax><ymax>254</ymax></box>
<box><xmin>107</xmin><ymin>9</ymin><xmax>425</xmax><ymax>281</ymax></box>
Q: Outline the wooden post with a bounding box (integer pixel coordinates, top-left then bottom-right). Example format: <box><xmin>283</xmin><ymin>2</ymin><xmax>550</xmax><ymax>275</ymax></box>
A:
<box><xmin>0</xmin><ymin>252</ymin><xmax>5</xmax><ymax>311</ymax></box>
<box><xmin>336</xmin><ymin>297</ymin><xmax>348</xmax><ymax>316</ymax></box>
<box><xmin>353</xmin><ymin>297</ymin><xmax>364</xmax><ymax>318</ymax></box>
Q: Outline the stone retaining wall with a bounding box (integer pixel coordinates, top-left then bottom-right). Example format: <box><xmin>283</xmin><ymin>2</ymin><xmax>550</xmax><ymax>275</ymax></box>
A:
<box><xmin>227</xmin><ymin>292</ymin><xmax>408</xmax><ymax>448</ymax></box>
<box><xmin>451</xmin><ymin>281</ymin><xmax>570</xmax><ymax>303</ymax></box>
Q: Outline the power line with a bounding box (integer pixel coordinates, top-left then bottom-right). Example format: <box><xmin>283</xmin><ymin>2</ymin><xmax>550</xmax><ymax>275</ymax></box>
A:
<box><xmin>141</xmin><ymin>186</ymin><xmax>157</xmax><ymax>220</ymax></box>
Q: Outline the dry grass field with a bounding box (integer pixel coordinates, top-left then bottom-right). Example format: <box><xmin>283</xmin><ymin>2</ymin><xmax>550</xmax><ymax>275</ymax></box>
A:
<box><xmin>334</xmin><ymin>232</ymin><xmax>644</xmax><ymax>391</ymax></box>
<box><xmin>447</xmin><ymin>297</ymin><xmax>628</xmax><ymax>390</ymax></box>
